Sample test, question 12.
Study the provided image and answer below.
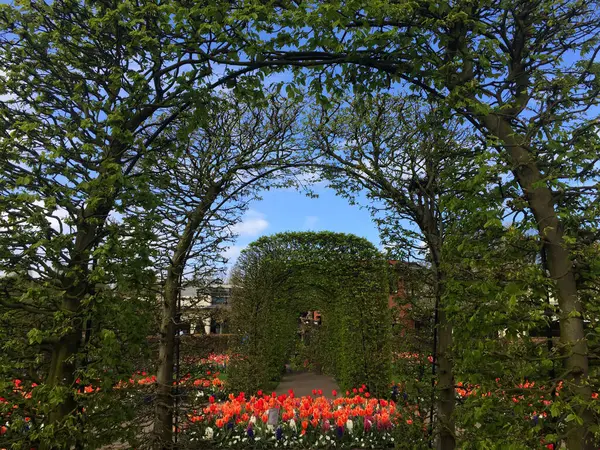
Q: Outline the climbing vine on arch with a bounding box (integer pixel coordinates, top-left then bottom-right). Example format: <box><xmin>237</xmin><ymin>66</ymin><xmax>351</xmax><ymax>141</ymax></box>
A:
<box><xmin>227</xmin><ymin>231</ymin><xmax>392</xmax><ymax>396</ymax></box>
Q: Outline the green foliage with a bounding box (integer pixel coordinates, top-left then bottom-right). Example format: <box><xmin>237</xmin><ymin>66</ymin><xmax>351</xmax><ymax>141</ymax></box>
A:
<box><xmin>0</xmin><ymin>0</ymin><xmax>290</xmax><ymax>447</ymax></box>
<box><xmin>440</xmin><ymin>145</ymin><xmax>600</xmax><ymax>447</ymax></box>
<box><xmin>0</xmin><ymin>288</ymin><xmax>156</xmax><ymax>449</ymax></box>
<box><xmin>227</xmin><ymin>231</ymin><xmax>392</xmax><ymax>396</ymax></box>
<box><xmin>245</xmin><ymin>2</ymin><xmax>600</xmax><ymax>445</ymax></box>
<box><xmin>1</xmin><ymin>0</ymin><xmax>600</xmax><ymax>447</ymax></box>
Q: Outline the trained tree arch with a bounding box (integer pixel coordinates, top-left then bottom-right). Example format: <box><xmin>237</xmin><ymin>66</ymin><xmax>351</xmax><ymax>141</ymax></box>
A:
<box><xmin>227</xmin><ymin>231</ymin><xmax>392</xmax><ymax>397</ymax></box>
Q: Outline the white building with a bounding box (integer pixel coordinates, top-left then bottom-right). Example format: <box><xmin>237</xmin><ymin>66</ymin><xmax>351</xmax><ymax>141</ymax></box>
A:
<box><xmin>179</xmin><ymin>284</ymin><xmax>231</xmax><ymax>335</ymax></box>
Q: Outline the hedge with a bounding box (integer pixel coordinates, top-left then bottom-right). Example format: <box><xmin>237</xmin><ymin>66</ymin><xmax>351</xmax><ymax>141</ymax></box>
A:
<box><xmin>226</xmin><ymin>231</ymin><xmax>392</xmax><ymax>396</ymax></box>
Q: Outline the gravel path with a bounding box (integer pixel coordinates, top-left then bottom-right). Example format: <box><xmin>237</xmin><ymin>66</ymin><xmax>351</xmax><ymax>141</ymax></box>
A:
<box><xmin>275</xmin><ymin>371</ymin><xmax>340</xmax><ymax>398</ymax></box>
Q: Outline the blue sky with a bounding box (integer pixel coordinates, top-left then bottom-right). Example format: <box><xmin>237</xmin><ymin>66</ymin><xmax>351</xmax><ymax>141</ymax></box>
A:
<box><xmin>223</xmin><ymin>185</ymin><xmax>381</xmax><ymax>266</ymax></box>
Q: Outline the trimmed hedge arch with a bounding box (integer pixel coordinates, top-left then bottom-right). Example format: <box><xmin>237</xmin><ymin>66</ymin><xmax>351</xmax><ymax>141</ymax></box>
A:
<box><xmin>227</xmin><ymin>231</ymin><xmax>392</xmax><ymax>396</ymax></box>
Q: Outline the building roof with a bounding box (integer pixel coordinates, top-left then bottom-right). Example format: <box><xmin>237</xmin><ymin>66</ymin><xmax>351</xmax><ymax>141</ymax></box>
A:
<box><xmin>180</xmin><ymin>284</ymin><xmax>232</xmax><ymax>298</ymax></box>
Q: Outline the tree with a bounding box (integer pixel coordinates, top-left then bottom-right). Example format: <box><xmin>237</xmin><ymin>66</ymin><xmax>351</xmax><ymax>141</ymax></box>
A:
<box><xmin>212</xmin><ymin>2</ymin><xmax>600</xmax><ymax>446</ymax></box>
<box><xmin>439</xmin><ymin>150</ymin><xmax>567</xmax><ymax>448</ymax></box>
<box><xmin>0</xmin><ymin>0</ymin><xmax>284</xmax><ymax>446</ymax></box>
<box><xmin>309</xmin><ymin>93</ymin><xmax>483</xmax><ymax>449</ymax></box>
<box><xmin>146</xmin><ymin>91</ymin><xmax>308</xmax><ymax>448</ymax></box>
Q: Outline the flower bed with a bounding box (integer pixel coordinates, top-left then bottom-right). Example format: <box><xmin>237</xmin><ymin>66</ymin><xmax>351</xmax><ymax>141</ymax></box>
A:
<box><xmin>4</xmin><ymin>353</ymin><xmax>597</xmax><ymax>449</ymax></box>
<box><xmin>0</xmin><ymin>355</ymin><xmax>231</xmax><ymax>441</ymax></box>
<box><xmin>181</xmin><ymin>389</ymin><xmax>419</xmax><ymax>448</ymax></box>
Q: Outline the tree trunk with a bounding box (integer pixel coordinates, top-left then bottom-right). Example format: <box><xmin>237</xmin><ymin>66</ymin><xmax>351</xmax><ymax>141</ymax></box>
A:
<box><xmin>423</xmin><ymin>212</ymin><xmax>455</xmax><ymax>450</ymax></box>
<box><xmin>481</xmin><ymin>114</ymin><xmax>593</xmax><ymax>449</ymax></box>
<box><xmin>435</xmin><ymin>272</ymin><xmax>455</xmax><ymax>450</ymax></box>
<box><xmin>153</xmin><ymin>190</ymin><xmax>218</xmax><ymax>449</ymax></box>
<box><xmin>153</xmin><ymin>269</ymin><xmax>180</xmax><ymax>449</ymax></box>
<box><xmin>42</xmin><ymin>224</ymin><xmax>98</xmax><ymax>449</ymax></box>
<box><xmin>45</xmin><ymin>317</ymin><xmax>81</xmax><ymax>428</ymax></box>
<box><xmin>430</xmin><ymin>258</ymin><xmax>454</xmax><ymax>450</ymax></box>
<box><xmin>428</xmin><ymin>280</ymin><xmax>439</xmax><ymax>446</ymax></box>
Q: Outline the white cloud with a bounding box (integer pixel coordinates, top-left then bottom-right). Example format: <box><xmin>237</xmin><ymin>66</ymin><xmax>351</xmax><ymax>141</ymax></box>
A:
<box><xmin>303</xmin><ymin>215</ymin><xmax>319</xmax><ymax>230</ymax></box>
<box><xmin>222</xmin><ymin>245</ymin><xmax>244</xmax><ymax>263</ymax></box>
<box><xmin>231</xmin><ymin>210</ymin><xmax>269</xmax><ymax>237</ymax></box>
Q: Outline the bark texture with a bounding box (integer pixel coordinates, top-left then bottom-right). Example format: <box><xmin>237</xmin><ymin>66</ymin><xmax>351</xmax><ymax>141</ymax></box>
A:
<box><xmin>42</xmin><ymin>202</ymin><xmax>111</xmax><ymax>449</ymax></box>
<box><xmin>153</xmin><ymin>188</ymin><xmax>220</xmax><ymax>449</ymax></box>
<box><xmin>482</xmin><ymin>113</ymin><xmax>593</xmax><ymax>450</ymax></box>
<box><xmin>427</xmin><ymin>225</ymin><xmax>455</xmax><ymax>450</ymax></box>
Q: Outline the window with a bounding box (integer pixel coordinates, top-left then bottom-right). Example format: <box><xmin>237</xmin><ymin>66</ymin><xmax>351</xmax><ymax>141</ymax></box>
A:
<box><xmin>212</xmin><ymin>296</ymin><xmax>227</xmax><ymax>305</ymax></box>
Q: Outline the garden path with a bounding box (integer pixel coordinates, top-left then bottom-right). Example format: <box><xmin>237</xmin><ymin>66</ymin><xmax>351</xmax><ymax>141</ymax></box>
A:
<box><xmin>275</xmin><ymin>371</ymin><xmax>340</xmax><ymax>398</ymax></box>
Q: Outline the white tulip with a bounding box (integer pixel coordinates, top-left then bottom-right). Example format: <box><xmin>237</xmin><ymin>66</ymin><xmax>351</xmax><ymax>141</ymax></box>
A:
<box><xmin>346</xmin><ymin>419</ymin><xmax>354</xmax><ymax>433</ymax></box>
<box><xmin>204</xmin><ymin>427</ymin><xmax>214</xmax><ymax>439</ymax></box>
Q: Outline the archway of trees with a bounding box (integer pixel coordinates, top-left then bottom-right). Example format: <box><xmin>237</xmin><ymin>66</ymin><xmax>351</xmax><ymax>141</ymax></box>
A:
<box><xmin>2</xmin><ymin>1</ymin><xmax>599</xmax><ymax>448</ymax></box>
<box><xmin>227</xmin><ymin>231</ymin><xmax>392</xmax><ymax>397</ymax></box>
